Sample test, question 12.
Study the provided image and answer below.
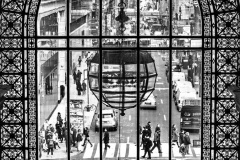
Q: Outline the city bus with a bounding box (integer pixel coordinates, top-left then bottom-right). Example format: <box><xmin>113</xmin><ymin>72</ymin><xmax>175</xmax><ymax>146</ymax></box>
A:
<box><xmin>180</xmin><ymin>99</ymin><xmax>201</xmax><ymax>132</ymax></box>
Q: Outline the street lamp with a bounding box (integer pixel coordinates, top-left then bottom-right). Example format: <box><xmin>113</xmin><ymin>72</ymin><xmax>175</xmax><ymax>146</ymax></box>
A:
<box><xmin>88</xmin><ymin>51</ymin><xmax>158</xmax><ymax>116</ymax></box>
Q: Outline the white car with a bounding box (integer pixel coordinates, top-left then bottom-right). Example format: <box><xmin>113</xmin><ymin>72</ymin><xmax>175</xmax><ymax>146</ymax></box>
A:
<box><xmin>140</xmin><ymin>93</ymin><xmax>157</xmax><ymax>109</ymax></box>
<box><xmin>95</xmin><ymin>109</ymin><xmax>118</xmax><ymax>131</ymax></box>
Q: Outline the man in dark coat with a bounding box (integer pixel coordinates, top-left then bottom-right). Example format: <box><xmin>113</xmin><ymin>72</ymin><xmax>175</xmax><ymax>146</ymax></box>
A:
<box><xmin>142</xmin><ymin>135</ymin><xmax>152</xmax><ymax>159</ymax></box>
<box><xmin>82</xmin><ymin>127</ymin><xmax>93</xmax><ymax>147</ymax></box>
<box><xmin>141</xmin><ymin>127</ymin><xmax>149</xmax><ymax>150</ymax></box>
<box><xmin>82</xmin><ymin>80</ymin><xmax>87</xmax><ymax>95</ymax></box>
<box><xmin>72</xmin><ymin>126</ymin><xmax>77</xmax><ymax>147</ymax></box>
<box><xmin>73</xmin><ymin>69</ymin><xmax>77</xmax><ymax>84</ymax></box>
<box><xmin>183</xmin><ymin>132</ymin><xmax>191</xmax><ymax>154</ymax></box>
<box><xmin>150</xmin><ymin>130</ymin><xmax>162</xmax><ymax>153</ymax></box>
<box><xmin>103</xmin><ymin>128</ymin><xmax>110</xmax><ymax>150</ymax></box>
<box><xmin>76</xmin><ymin>70</ymin><xmax>82</xmax><ymax>84</ymax></box>
<box><xmin>146</xmin><ymin>121</ymin><xmax>152</xmax><ymax>137</ymax></box>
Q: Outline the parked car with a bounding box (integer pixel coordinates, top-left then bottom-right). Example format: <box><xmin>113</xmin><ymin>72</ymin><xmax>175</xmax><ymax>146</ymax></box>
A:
<box><xmin>140</xmin><ymin>93</ymin><xmax>157</xmax><ymax>109</ymax></box>
<box><xmin>95</xmin><ymin>109</ymin><xmax>118</xmax><ymax>131</ymax></box>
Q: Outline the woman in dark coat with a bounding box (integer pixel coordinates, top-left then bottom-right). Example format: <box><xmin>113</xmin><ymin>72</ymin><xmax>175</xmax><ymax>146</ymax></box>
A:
<box><xmin>103</xmin><ymin>128</ymin><xmax>110</xmax><ymax>150</ymax></box>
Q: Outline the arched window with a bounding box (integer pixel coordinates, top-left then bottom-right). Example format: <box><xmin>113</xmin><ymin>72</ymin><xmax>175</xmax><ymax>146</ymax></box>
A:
<box><xmin>0</xmin><ymin>0</ymin><xmax>239</xmax><ymax>160</ymax></box>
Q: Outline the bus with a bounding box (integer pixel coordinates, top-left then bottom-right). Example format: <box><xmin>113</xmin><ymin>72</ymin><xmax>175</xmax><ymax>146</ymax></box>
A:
<box><xmin>180</xmin><ymin>99</ymin><xmax>201</xmax><ymax>132</ymax></box>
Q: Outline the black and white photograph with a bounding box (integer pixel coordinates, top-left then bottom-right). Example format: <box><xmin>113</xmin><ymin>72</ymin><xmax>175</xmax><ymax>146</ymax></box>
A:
<box><xmin>0</xmin><ymin>0</ymin><xmax>239</xmax><ymax>160</ymax></box>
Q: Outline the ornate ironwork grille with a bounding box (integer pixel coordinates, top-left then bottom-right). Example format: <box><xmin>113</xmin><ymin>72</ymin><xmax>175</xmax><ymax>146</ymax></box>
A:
<box><xmin>0</xmin><ymin>0</ymin><xmax>239</xmax><ymax>159</ymax></box>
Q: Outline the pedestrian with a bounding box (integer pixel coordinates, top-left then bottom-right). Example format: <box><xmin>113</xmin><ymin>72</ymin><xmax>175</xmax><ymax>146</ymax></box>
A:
<box><xmin>43</xmin><ymin>119</ymin><xmax>49</xmax><ymax>131</ymax></box>
<box><xmin>179</xmin><ymin>129</ymin><xmax>185</xmax><ymax>146</ymax></box>
<box><xmin>103</xmin><ymin>128</ymin><xmax>110</xmax><ymax>150</ymax></box>
<box><xmin>65</xmin><ymin>128</ymin><xmax>73</xmax><ymax>153</ymax></box>
<box><xmin>82</xmin><ymin>127</ymin><xmax>93</xmax><ymax>147</ymax></box>
<box><xmin>183</xmin><ymin>132</ymin><xmax>191</xmax><ymax>154</ymax></box>
<box><xmin>142</xmin><ymin>135</ymin><xmax>152</xmax><ymax>159</ymax></box>
<box><xmin>155</xmin><ymin>124</ymin><xmax>161</xmax><ymax>132</ymax></box>
<box><xmin>76</xmin><ymin>70</ymin><xmax>82</xmax><ymax>83</ymax></box>
<box><xmin>82</xmin><ymin>80</ymin><xmax>87</xmax><ymax>95</ymax></box>
<box><xmin>172</xmin><ymin>124</ymin><xmax>180</xmax><ymax>147</ymax></box>
<box><xmin>57</xmin><ymin>112</ymin><xmax>63</xmax><ymax>125</ymax></box>
<box><xmin>141</xmin><ymin>126</ymin><xmax>149</xmax><ymax>150</ymax></box>
<box><xmin>53</xmin><ymin>132</ymin><xmax>61</xmax><ymax>149</ymax></box>
<box><xmin>76</xmin><ymin>129</ymin><xmax>83</xmax><ymax>152</ymax></box>
<box><xmin>150</xmin><ymin>130</ymin><xmax>162</xmax><ymax>153</ymax></box>
<box><xmin>72</xmin><ymin>126</ymin><xmax>77</xmax><ymax>147</ymax></box>
<box><xmin>49</xmin><ymin>124</ymin><xmax>55</xmax><ymax>133</ymax></box>
<box><xmin>73</xmin><ymin>68</ymin><xmax>77</xmax><ymax>84</ymax></box>
<box><xmin>146</xmin><ymin>121</ymin><xmax>152</xmax><ymax>137</ymax></box>
<box><xmin>38</xmin><ymin>131</ymin><xmax>45</xmax><ymax>158</ymax></box>
<box><xmin>78</xmin><ymin>56</ymin><xmax>82</xmax><ymax>66</ymax></box>
<box><xmin>47</xmin><ymin>134</ymin><xmax>54</xmax><ymax>156</ymax></box>
<box><xmin>55</xmin><ymin>121</ymin><xmax>62</xmax><ymax>141</ymax></box>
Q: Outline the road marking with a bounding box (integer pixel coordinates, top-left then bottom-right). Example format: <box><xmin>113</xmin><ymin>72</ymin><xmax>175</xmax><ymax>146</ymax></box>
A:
<box><xmin>161</xmin><ymin>99</ymin><xmax>163</xmax><ymax>104</ymax></box>
<box><xmin>129</xmin><ymin>115</ymin><xmax>131</xmax><ymax>121</ymax></box>
<box><xmin>128</xmin><ymin>143</ymin><xmax>137</xmax><ymax>157</ymax></box>
<box><xmin>164</xmin><ymin>115</ymin><xmax>166</xmax><ymax>121</ymax></box>
<box><xmin>117</xmin><ymin>143</ymin><xmax>127</xmax><ymax>157</ymax></box>
<box><xmin>127</xmin><ymin>137</ymin><xmax>129</xmax><ymax>143</ymax></box>
<box><xmin>156</xmin><ymin>88</ymin><xmax>169</xmax><ymax>91</ymax></box>
<box><xmin>94</xmin><ymin>143</ymin><xmax>104</xmax><ymax>158</ymax></box>
<box><xmin>83</xmin><ymin>143</ymin><xmax>95</xmax><ymax>158</ymax></box>
<box><xmin>105</xmin><ymin>143</ymin><xmax>116</xmax><ymax>158</ymax></box>
<box><xmin>156</xmin><ymin>82</ymin><xmax>164</xmax><ymax>85</ymax></box>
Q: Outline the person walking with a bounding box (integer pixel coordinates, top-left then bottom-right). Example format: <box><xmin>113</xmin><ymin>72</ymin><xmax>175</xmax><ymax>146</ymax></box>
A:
<box><xmin>155</xmin><ymin>124</ymin><xmax>161</xmax><ymax>132</ymax></box>
<box><xmin>146</xmin><ymin>121</ymin><xmax>152</xmax><ymax>137</ymax></box>
<box><xmin>55</xmin><ymin>121</ymin><xmax>62</xmax><ymax>142</ymax></box>
<box><xmin>73</xmin><ymin>69</ymin><xmax>77</xmax><ymax>84</ymax></box>
<box><xmin>38</xmin><ymin>131</ymin><xmax>45</xmax><ymax>158</ymax></box>
<box><xmin>183</xmin><ymin>132</ymin><xmax>191</xmax><ymax>154</ymax></box>
<box><xmin>141</xmin><ymin>126</ymin><xmax>149</xmax><ymax>150</ymax></box>
<box><xmin>47</xmin><ymin>134</ymin><xmax>54</xmax><ymax>156</ymax></box>
<box><xmin>82</xmin><ymin>80</ymin><xmax>87</xmax><ymax>95</ymax></box>
<box><xmin>78</xmin><ymin>56</ymin><xmax>82</xmax><ymax>67</ymax></box>
<box><xmin>142</xmin><ymin>135</ymin><xmax>153</xmax><ymax>159</ymax></box>
<box><xmin>82</xmin><ymin>127</ymin><xmax>93</xmax><ymax>147</ymax></box>
<box><xmin>76</xmin><ymin>70</ymin><xmax>82</xmax><ymax>84</ymax></box>
<box><xmin>150</xmin><ymin>129</ymin><xmax>162</xmax><ymax>153</ymax></box>
<box><xmin>103</xmin><ymin>128</ymin><xmax>111</xmax><ymax>150</ymax></box>
<box><xmin>53</xmin><ymin>132</ymin><xmax>61</xmax><ymax>149</ymax></box>
<box><xmin>76</xmin><ymin>129</ymin><xmax>83</xmax><ymax>152</ymax></box>
<box><xmin>179</xmin><ymin>129</ymin><xmax>186</xmax><ymax>154</ymax></box>
<box><xmin>171</xmin><ymin>124</ymin><xmax>180</xmax><ymax>147</ymax></box>
<box><xmin>72</xmin><ymin>126</ymin><xmax>77</xmax><ymax>147</ymax></box>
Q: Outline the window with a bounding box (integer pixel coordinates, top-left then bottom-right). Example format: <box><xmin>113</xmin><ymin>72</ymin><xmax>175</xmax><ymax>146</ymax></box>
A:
<box><xmin>0</xmin><ymin>0</ymin><xmax>239</xmax><ymax>160</ymax></box>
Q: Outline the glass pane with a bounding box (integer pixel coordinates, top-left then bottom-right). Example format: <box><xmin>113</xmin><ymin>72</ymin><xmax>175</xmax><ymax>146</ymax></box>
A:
<box><xmin>70</xmin><ymin>38</ymin><xmax>99</xmax><ymax>47</ymax></box>
<box><xmin>70</xmin><ymin>1</ymin><xmax>99</xmax><ymax>36</ymax></box>
<box><xmin>70</xmin><ymin>50</ymin><xmax>100</xmax><ymax>159</ymax></box>
<box><xmin>102</xmin><ymin>38</ymin><xmax>137</xmax><ymax>47</ymax></box>
<box><xmin>37</xmin><ymin>39</ymin><xmax>66</xmax><ymax>48</ymax></box>
<box><xmin>140</xmin><ymin>50</ymin><xmax>169</xmax><ymax>158</ymax></box>
<box><xmin>171</xmin><ymin>50</ymin><xmax>202</xmax><ymax>159</ymax></box>
<box><xmin>140</xmin><ymin>38</ymin><xmax>169</xmax><ymax>47</ymax></box>
<box><xmin>172</xmin><ymin>0</ymin><xmax>202</xmax><ymax>36</ymax></box>
<box><xmin>101</xmin><ymin>50</ymin><xmax>138</xmax><ymax>159</ymax></box>
<box><xmin>38</xmin><ymin>2</ymin><xmax>66</xmax><ymax>36</ymax></box>
<box><xmin>38</xmin><ymin>50</ymin><xmax>68</xmax><ymax>160</ymax></box>
<box><xmin>173</xmin><ymin>38</ymin><xmax>202</xmax><ymax>47</ymax></box>
<box><xmin>140</xmin><ymin>0</ymin><xmax>169</xmax><ymax>36</ymax></box>
<box><xmin>103</xmin><ymin>0</ymin><xmax>137</xmax><ymax>36</ymax></box>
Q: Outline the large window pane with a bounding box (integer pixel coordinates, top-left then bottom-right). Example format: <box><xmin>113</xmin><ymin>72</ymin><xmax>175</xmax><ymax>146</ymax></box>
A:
<box><xmin>171</xmin><ymin>50</ymin><xmax>202</xmax><ymax>159</ymax></box>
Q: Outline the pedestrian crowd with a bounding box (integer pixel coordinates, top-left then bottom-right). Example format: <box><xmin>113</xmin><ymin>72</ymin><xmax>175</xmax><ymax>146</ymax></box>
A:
<box><xmin>38</xmin><ymin>112</ymin><xmax>94</xmax><ymax>158</ymax></box>
<box><xmin>138</xmin><ymin>122</ymin><xmax>192</xmax><ymax>159</ymax></box>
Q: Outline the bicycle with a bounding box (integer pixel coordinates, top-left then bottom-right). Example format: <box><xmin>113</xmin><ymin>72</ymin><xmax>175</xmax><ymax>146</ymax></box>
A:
<box><xmin>84</xmin><ymin>104</ymin><xmax>97</xmax><ymax>112</ymax></box>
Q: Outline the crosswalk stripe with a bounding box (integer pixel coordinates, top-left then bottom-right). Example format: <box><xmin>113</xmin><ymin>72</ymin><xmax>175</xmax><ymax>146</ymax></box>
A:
<box><xmin>94</xmin><ymin>143</ymin><xmax>104</xmax><ymax>158</ymax></box>
<box><xmin>128</xmin><ymin>143</ymin><xmax>137</xmax><ymax>157</ymax></box>
<box><xmin>83</xmin><ymin>143</ymin><xmax>95</xmax><ymax>159</ymax></box>
<box><xmin>117</xmin><ymin>143</ymin><xmax>127</xmax><ymax>157</ymax></box>
<box><xmin>185</xmin><ymin>145</ymin><xmax>193</xmax><ymax>157</ymax></box>
<box><xmin>161</xmin><ymin>143</ymin><xmax>169</xmax><ymax>157</ymax></box>
<box><xmin>172</xmin><ymin>143</ymin><xmax>182</xmax><ymax>157</ymax></box>
<box><xmin>105</xmin><ymin>143</ymin><xmax>116</xmax><ymax>158</ymax></box>
<box><xmin>193</xmin><ymin>148</ymin><xmax>201</xmax><ymax>156</ymax></box>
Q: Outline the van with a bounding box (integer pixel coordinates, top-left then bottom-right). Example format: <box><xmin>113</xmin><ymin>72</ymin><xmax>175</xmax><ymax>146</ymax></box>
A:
<box><xmin>172</xmin><ymin>72</ymin><xmax>185</xmax><ymax>85</ymax></box>
<box><xmin>173</xmin><ymin>81</ymin><xmax>193</xmax><ymax>99</ymax></box>
<box><xmin>175</xmin><ymin>88</ymin><xmax>197</xmax><ymax>111</ymax></box>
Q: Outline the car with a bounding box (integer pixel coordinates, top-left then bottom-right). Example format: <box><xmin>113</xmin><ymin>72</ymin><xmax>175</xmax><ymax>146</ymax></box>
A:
<box><xmin>140</xmin><ymin>93</ymin><xmax>157</xmax><ymax>109</ymax></box>
<box><xmin>95</xmin><ymin>109</ymin><xmax>118</xmax><ymax>131</ymax></box>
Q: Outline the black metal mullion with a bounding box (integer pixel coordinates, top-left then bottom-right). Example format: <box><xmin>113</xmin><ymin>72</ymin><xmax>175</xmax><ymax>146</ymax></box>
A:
<box><xmin>66</xmin><ymin>0</ymin><xmax>70</xmax><ymax>159</ymax></box>
<box><xmin>99</xmin><ymin>0</ymin><xmax>103</xmax><ymax>159</ymax></box>
<box><xmin>169</xmin><ymin>0</ymin><xmax>173</xmax><ymax>159</ymax></box>
<box><xmin>137</xmin><ymin>0</ymin><xmax>140</xmax><ymax>158</ymax></box>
